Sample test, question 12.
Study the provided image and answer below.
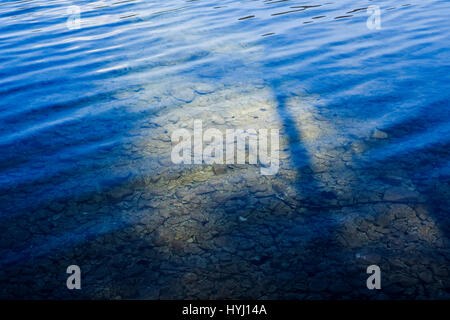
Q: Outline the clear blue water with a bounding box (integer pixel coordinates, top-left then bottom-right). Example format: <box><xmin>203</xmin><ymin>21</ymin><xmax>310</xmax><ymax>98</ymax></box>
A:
<box><xmin>0</xmin><ymin>0</ymin><xmax>449</xmax><ymax>299</ymax></box>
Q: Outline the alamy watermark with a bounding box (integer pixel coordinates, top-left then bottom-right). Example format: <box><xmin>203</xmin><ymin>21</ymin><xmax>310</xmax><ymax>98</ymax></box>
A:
<box><xmin>66</xmin><ymin>265</ymin><xmax>81</xmax><ymax>290</ymax></box>
<box><xmin>171</xmin><ymin>120</ymin><xmax>279</xmax><ymax>175</ymax></box>
<box><xmin>366</xmin><ymin>265</ymin><xmax>381</xmax><ymax>290</ymax></box>
<box><xmin>66</xmin><ymin>3</ymin><xmax>382</xmax><ymax>31</ymax></box>
<box><xmin>67</xmin><ymin>5</ymin><xmax>81</xmax><ymax>30</ymax></box>
<box><xmin>66</xmin><ymin>1</ymin><xmax>115</xmax><ymax>30</ymax></box>
<box><xmin>367</xmin><ymin>5</ymin><xmax>382</xmax><ymax>30</ymax></box>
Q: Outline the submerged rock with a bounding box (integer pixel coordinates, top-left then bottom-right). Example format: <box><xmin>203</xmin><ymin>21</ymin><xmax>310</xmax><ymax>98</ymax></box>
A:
<box><xmin>212</xmin><ymin>165</ymin><xmax>227</xmax><ymax>175</ymax></box>
<box><xmin>171</xmin><ymin>87</ymin><xmax>195</xmax><ymax>103</ymax></box>
<box><xmin>193</xmin><ymin>83</ymin><xmax>215</xmax><ymax>95</ymax></box>
<box><xmin>372</xmin><ymin>129</ymin><xmax>388</xmax><ymax>139</ymax></box>
<box><xmin>383</xmin><ymin>187</ymin><xmax>419</xmax><ymax>201</ymax></box>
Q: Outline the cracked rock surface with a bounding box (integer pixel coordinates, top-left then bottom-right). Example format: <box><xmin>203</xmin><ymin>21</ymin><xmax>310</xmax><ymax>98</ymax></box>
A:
<box><xmin>0</xmin><ymin>82</ymin><xmax>449</xmax><ymax>299</ymax></box>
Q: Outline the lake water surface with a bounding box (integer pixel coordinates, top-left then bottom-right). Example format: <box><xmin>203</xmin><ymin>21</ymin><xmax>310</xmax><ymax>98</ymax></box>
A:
<box><xmin>0</xmin><ymin>0</ymin><xmax>449</xmax><ymax>299</ymax></box>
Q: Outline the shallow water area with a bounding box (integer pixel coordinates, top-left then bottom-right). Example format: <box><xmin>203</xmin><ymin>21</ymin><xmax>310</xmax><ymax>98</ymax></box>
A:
<box><xmin>0</xmin><ymin>0</ymin><xmax>449</xmax><ymax>298</ymax></box>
